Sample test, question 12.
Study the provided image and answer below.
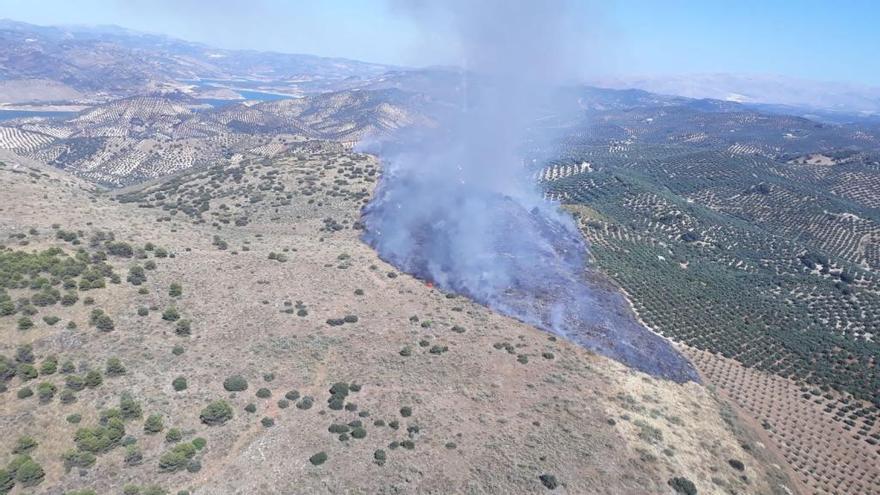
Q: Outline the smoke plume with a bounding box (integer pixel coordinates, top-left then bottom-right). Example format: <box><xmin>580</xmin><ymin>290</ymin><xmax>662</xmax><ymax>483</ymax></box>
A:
<box><xmin>363</xmin><ymin>0</ymin><xmax>698</xmax><ymax>382</ymax></box>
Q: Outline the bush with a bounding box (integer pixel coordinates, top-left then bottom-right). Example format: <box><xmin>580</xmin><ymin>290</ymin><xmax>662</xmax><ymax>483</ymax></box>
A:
<box><xmin>65</xmin><ymin>375</ymin><xmax>86</xmax><ymax>391</ymax></box>
<box><xmin>62</xmin><ymin>449</ymin><xmax>96</xmax><ymax>470</ymax></box>
<box><xmin>165</xmin><ymin>428</ymin><xmax>182</xmax><ymax>443</ymax></box>
<box><xmin>17</xmin><ymin>364</ymin><xmax>37</xmax><ymax>381</ymax></box>
<box><xmin>137</xmin><ymin>306</ymin><xmax>149</xmax><ymax>316</ymax></box>
<box><xmin>200</xmin><ymin>400</ymin><xmax>233</xmax><ymax>425</ymax></box>
<box><xmin>60</xmin><ymin>390</ymin><xmax>76</xmax><ymax>404</ymax></box>
<box><xmin>93</xmin><ymin>314</ymin><xmax>115</xmax><ymax>332</ymax></box>
<box><xmin>74</xmin><ymin>418</ymin><xmax>125</xmax><ymax>453</ymax></box>
<box><xmin>106</xmin><ymin>242</ymin><xmax>133</xmax><ymax>257</ymax></box>
<box><xmin>13</xmin><ymin>457</ymin><xmax>44</xmax><ymax>486</ymax></box>
<box><xmin>308</xmin><ymin>452</ymin><xmax>327</xmax><ymax>466</ymax></box>
<box><xmin>144</xmin><ymin>414</ymin><xmax>164</xmax><ymax>434</ymax></box>
<box><xmin>244</xmin><ymin>403</ymin><xmax>256</xmax><ymax>413</ymax></box>
<box><xmin>106</xmin><ymin>358</ymin><xmax>126</xmax><ymax>376</ymax></box>
<box><xmin>17</xmin><ymin>317</ymin><xmax>33</xmax><ymax>330</ymax></box>
<box><xmin>120</xmin><ymin>393</ymin><xmax>142</xmax><ymax>420</ymax></box>
<box><xmin>351</xmin><ymin>427</ymin><xmax>367</xmax><ymax>439</ymax></box>
<box><xmin>728</xmin><ymin>459</ymin><xmax>745</xmax><ymax>471</ymax></box>
<box><xmin>169</xmin><ymin>283</ymin><xmax>182</xmax><ymax>298</ymax></box>
<box><xmin>400</xmin><ymin>406</ymin><xmax>412</xmax><ymax>417</ymax></box>
<box><xmin>668</xmin><ymin>477</ymin><xmax>697</xmax><ymax>495</ymax></box>
<box><xmin>127</xmin><ymin>265</ymin><xmax>146</xmax><ymax>285</ymax></box>
<box><xmin>13</xmin><ymin>436</ymin><xmax>37</xmax><ymax>454</ymax></box>
<box><xmin>256</xmin><ymin>388</ymin><xmax>271</xmax><ymax>398</ymax></box>
<box><xmin>0</xmin><ymin>469</ymin><xmax>10</xmax><ymax>494</ymax></box>
<box><xmin>261</xmin><ymin>417</ymin><xmax>274</xmax><ymax>427</ymax></box>
<box><xmin>37</xmin><ymin>382</ymin><xmax>56</xmax><ymax>401</ymax></box>
<box><xmin>43</xmin><ymin>315</ymin><xmax>60</xmax><ymax>325</ymax></box>
<box><xmin>39</xmin><ymin>356</ymin><xmax>58</xmax><ymax>375</ymax></box>
<box><xmin>296</xmin><ymin>396</ymin><xmax>314</xmax><ymax>410</ymax></box>
<box><xmin>158</xmin><ymin>442</ymin><xmax>196</xmax><ymax>472</ymax></box>
<box><xmin>172</xmin><ymin>345</ymin><xmax>184</xmax><ymax>356</ymax></box>
<box><xmin>15</xmin><ymin>344</ymin><xmax>34</xmax><ymax>364</ymax></box>
<box><xmin>192</xmin><ymin>437</ymin><xmax>207</xmax><ymax>450</ymax></box>
<box><xmin>539</xmin><ymin>474</ymin><xmax>559</xmax><ymax>490</ymax></box>
<box><xmin>17</xmin><ymin>387</ymin><xmax>33</xmax><ymax>399</ymax></box>
<box><xmin>67</xmin><ymin>413</ymin><xmax>82</xmax><ymax>424</ymax></box>
<box><xmin>123</xmin><ymin>445</ymin><xmax>144</xmax><ymax>466</ymax></box>
<box><xmin>84</xmin><ymin>370</ymin><xmax>103</xmax><ymax>388</ymax></box>
<box><xmin>161</xmin><ymin>307</ymin><xmax>180</xmax><ymax>321</ymax></box>
<box><xmin>175</xmin><ymin>319</ymin><xmax>191</xmax><ymax>336</ymax></box>
<box><xmin>223</xmin><ymin>375</ymin><xmax>248</xmax><ymax>392</ymax></box>
<box><xmin>172</xmin><ymin>377</ymin><xmax>187</xmax><ymax>391</ymax></box>
<box><xmin>285</xmin><ymin>390</ymin><xmax>300</xmax><ymax>401</ymax></box>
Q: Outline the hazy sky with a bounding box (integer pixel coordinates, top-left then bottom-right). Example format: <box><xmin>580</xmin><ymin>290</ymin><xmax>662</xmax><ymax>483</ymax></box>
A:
<box><xmin>1</xmin><ymin>0</ymin><xmax>878</xmax><ymax>86</ymax></box>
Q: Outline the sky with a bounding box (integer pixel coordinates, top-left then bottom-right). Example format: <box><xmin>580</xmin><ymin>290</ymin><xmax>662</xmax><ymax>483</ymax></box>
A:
<box><xmin>1</xmin><ymin>0</ymin><xmax>879</xmax><ymax>87</ymax></box>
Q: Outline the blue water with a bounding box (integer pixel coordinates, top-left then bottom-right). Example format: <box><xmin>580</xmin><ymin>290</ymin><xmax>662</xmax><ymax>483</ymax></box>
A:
<box><xmin>0</xmin><ymin>110</ymin><xmax>76</xmax><ymax>122</ymax></box>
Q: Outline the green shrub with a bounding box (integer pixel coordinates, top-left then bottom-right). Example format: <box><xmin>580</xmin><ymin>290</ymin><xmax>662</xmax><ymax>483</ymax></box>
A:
<box><xmin>13</xmin><ymin>436</ymin><xmax>37</xmax><ymax>454</ymax></box>
<box><xmin>17</xmin><ymin>363</ymin><xmax>37</xmax><ymax>381</ymax></box>
<box><xmin>175</xmin><ymin>319</ymin><xmax>191</xmax><ymax>336</ymax></box>
<box><xmin>119</xmin><ymin>393</ymin><xmax>142</xmax><ymax>420</ymax></box>
<box><xmin>244</xmin><ymin>403</ymin><xmax>256</xmax><ymax>413</ymax></box>
<box><xmin>161</xmin><ymin>307</ymin><xmax>180</xmax><ymax>321</ymax></box>
<box><xmin>165</xmin><ymin>428</ymin><xmax>182</xmax><ymax>443</ymax></box>
<box><xmin>200</xmin><ymin>400</ymin><xmax>233</xmax><ymax>425</ymax></box>
<box><xmin>137</xmin><ymin>306</ymin><xmax>149</xmax><ymax>317</ymax></box>
<box><xmin>74</xmin><ymin>418</ymin><xmax>125</xmax><ymax>453</ymax></box>
<box><xmin>66</xmin><ymin>413</ymin><xmax>82</xmax><ymax>424</ymax></box>
<box><xmin>158</xmin><ymin>442</ymin><xmax>196</xmax><ymax>472</ymax></box>
<box><xmin>39</xmin><ymin>356</ymin><xmax>57</xmax><ymax>375</ymax></box>
<box><xmin>42</xmin><ymin>315</ymin><xmax>60</xmax><ymax>325</ymax></box>
<box><xmin>284</xmin><ymin>390</ymin><xmax>300</xmax><ymax>401</ymax></box>
<box><xmin>296</xmin><ymin>396</ymin><xmax>314</xmax><ymax>409</ymax></box>
<box><xmin>123</xmin><ymin>445</ymin><xmax>143</xmax><ymax>466</ymax></box>
<box><xmin>60</xmin><ymin>390</ymin><xmax>76</xmax><ymax>404</ymax></box>
<box><xmin>84</xmin><ymin>370</ymin><xmax>103</xmax><ymax>388</ymax></box>
<box><xmin>373</xmin><ymin>449</ymin><xmax>386</xmax><ymax>465</ymax></box>
<box><xmin>308</xmin><ymin>452</ymin><xmax>327</xmax><ymax>466</ymax></box>
<box><xmin>106</xmin><ymin>358</ymin><xmax>126</xmax><ymax>376</ymax></box>
<box><xmin>172</xmin><ymin>345</ymin><xmax>184</xmax><ymax>356</ymax></box>
<box><xmin>400</xmin><ymin>406</ymin><xmax>412</xmax><ymax>417</ymax></box>
<box><xmin>36</xmin><ymin>382</ymin><xmax>56</xmax><ymax>401</ymax></box>
<box><xmin>13</xmin><ymin>457</ymin><xmax>44</xmax><ymax>486</ymax></box>
<box><xmin>62</xmin><ymin>449</ymin><xmax>96</xmax><ymax>470</ymax></box>
<box><xmin>0</xmin><ymin>469</ymin><xmax>12</xmax><ymax>494</ymax></box>
<box><xmin>256</xmin><ymin>388</ymin><xmax>271</xmax><ymax>398</ymax></box>
<box><xmin>169</xmin><ymin>283</ymin><xmax>182</xmax><ymax>298</ymax></box>
<box><xmin>351</xmin><ymin>427</ymin><xmax>367</xmax><ymax>439</ymax></box>
<box><xmin>17</xmin><ymin>387</ymin><xmax>33</xmax><ymax>399</ymax></box>
<box><xmin>223</xmin><ymin>375</ymin><xmax>248</xmax><ymax>392</ymax></box>
<box><xmin>65</xmin><ymin>375</ymin><xmax>86</xmax><ymax>391</ymax></box>
<box><xmin>144</xmin><ymin>414</ymin><xmax>164</xmax><ymax>434</ymax></box>
<box><xmin>539</xmin><ymin>474</ymin><xmax>559</xmax><ymax>490</ymax></box>
<box><xmin>172</xmin><ymin>376</ymin><xmax>187</xmax><ymax>391</ymax></box>
<box><xmin>668</xmin><ymin>477</ymin><xmax>697</xmax><ymax>495</ymax></box>
<box><xmin>192</xmin><ymin>437</ymin><xmax>207</xmax><ymax>450</ymax></box>
<box><xmin>127</xmin><ymin>265</ymin><xmax>146</xmax><ymax>285</ymax></box>
<box><xmin>261</xmin><ymin>417</ymin><xmax>274</xmax><ymax>427</ymax></box>
<box><xmin>17</xmin><ymin>317</ymin><xmax>33</xmax><ymax>330</ymax></box>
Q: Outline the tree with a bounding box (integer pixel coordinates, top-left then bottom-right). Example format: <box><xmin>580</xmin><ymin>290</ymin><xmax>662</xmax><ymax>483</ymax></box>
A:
<box><xmin>144</xmin><ymin>414</ymin><xmax>164</xmax><ymax>434</ymax></box>
<box><xmin>106</xmin><ymin>358</ymin><xmax>126</xmax><ymax>376</ymax></box>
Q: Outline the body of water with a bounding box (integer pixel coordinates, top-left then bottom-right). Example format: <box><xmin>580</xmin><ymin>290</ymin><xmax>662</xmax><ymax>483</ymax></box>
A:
<box><xmin>0</xmin><ymin>110</ymin><xmax>77</xmax><ymax>122</ymax></box>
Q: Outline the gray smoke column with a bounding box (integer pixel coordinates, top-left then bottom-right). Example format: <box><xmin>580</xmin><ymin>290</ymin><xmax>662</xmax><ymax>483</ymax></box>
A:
<box><xmin>362</xmin><ymin>0</ymin><xmax>698</xmax><ymax>382</ymax></box>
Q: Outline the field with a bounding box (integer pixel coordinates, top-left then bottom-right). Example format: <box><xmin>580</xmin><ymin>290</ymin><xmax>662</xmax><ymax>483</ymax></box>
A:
<box><xmin>538</xmin><ymin>142</ymin><xmax>880</xmax><ymax>495</ymax></box>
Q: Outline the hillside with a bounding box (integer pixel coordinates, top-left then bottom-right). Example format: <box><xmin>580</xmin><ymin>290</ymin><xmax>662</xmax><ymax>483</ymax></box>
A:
<box><xmin>0</xmin><ymin>147</ymin><xmax>793</xmax><ymax>494</ymax></box>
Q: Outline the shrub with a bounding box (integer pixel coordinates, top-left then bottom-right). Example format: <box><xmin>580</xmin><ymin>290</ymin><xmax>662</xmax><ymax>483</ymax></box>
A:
<box><xmin>17</xmin><ymin>364</ymin><xmax>37</xmax><ymax>381</ymax></box>
<box><xmin>200</xmin><ymin>400</ymin><xmax>233</xmax><ymax>425</ymax></box>
<box><xmin>223</xmin><ymin>375</ymin><xmax>248</xmax><ymax>392</ymax></box>
<box><xmin>39</xmin><ymin>356</ymin><xmax>58</xmax><ymax>375</ymax></box>
<box><xmin>373</xmin><ymin>449</ymin><xmax>386</xmax><ymax>465</ymax></box>
<box><xmin>137</xmin><ymin>306</ymin><xmax>149</xmax><ymax>316</ymax></box>
<box><xmin>165</xmin><ymin>428</ymin><xmax>182</xmax><ymax>443</ymax></box>
<box><xmin>277</xmin><ymin>399</ymin><xmax>289</xmax><ymax>409</ymax></box>
<box><xmin>158</xmin><ymin>442</ymin><xmax>196</xmax><ymax>472</ymax></box>
<box><xmin>84</xmin><ymin>370</ymin><xmax>103</xmax><ymax>388</ymax></box>
<box><xmin>62</xmin><ymin>449</ymin><xmax>96</xmax><ymax>470</ymax></box>
<box><xmin>123</xmin><ymin>445</ymin><xmax>144</xmax><ymax>466</ymax></box>
<box><xmin>169</xmin><ymin>283</ymin><xmax>182</xmax><ymax>298</ymax></box>
<box><xmin>351</xmin><ymin>427</ymin><xmax>367</xmax><ymax>439</ymax></box>
<box><xmin>106</xmin><ymin>358</ymin><xmax>126</xmax><ymax>376</ymax></box>
<box><xmin>244</xmin><ymin>403</ymin><xmax>256</xmax><ymax>413</ymax></box>
<box><xmin>74</xmin><ymin>419</ymin><xmax>125</xmax><ymax>453</ymax></box>
<box><xmin>261</xmin><ymin>417</ymin><xmax>274</xmax><ymax>427</ymax></box>
<box><xmin>17</xmin><ymin>387</ymin><xmax>33</xmax><ymax>399</ymax></box>
<box><xmin>60</xmin><ymin>390</ymin><xmax>76</xmax><ymax>404</ymax></box>
<box><xmin>43</xmin><ymin>316</ymin><xmax>60</xmax><ymax>325</ymax></box>
<box><xmin>67</xmin><ymin>413</ymin><xmax>82</xmax><ymax>423</ymax></box>
<box><xmin>13</xmin><ymin>436</ymin><xmax>37</xmax><ymax>454</ymax></box>
<box><xmin>308</xmin><ymin>452</ymin><xmax>327</xmax><ymax>466</ymax></box>
<box><xmin>61</xmin><ymin>293</ymin><xmax>78</xmax><ymax>306</ymax></box>
<box><xmin>92</xmin><ymin>313</ymin><xmax>115</xmax><ymax>332</ymax></box>
<box><xmin>186</xmin><ymin>459</ymin><xmax>201</xmax><ymax>473</ymax></box>
<box><xmin>256</xmin><ymin>388</ymin><xmax>271</xmax><ymax>398</ymax></box>
<box><xmin>668</xmin><ymin>477</ymin><xmax>697</xmax><ymax>495</ymax></box>
<box><xmin>161</xmin><ymin>307</ymin><xmax>180</xmax><ymax>321</ymax></box>
<box><xmin>61</xmin><ymin>360</ymin><xmax>76</xmax><ymax>373</ymax></box>
<box><xmin>172</xmin><ymin>377</ymin><xmax>187</xmax><ymax>391</ymax></box>
<box><xmin>192</xmin><ymin>437</ymin><xmax>207</xmax><ymax>450</ymax></box>
<box><xmin>539</xmin><ymin>474</ymin><xmax>559</xmax><ymax>490</ymax></box>
<box><xmin>0</xmin><ymin>469</ymin><xmax>11</xmax><ymax>494</ymax></box>
<box><xmin>17</xmin><ymin>317</ymin><xmax>33</xmax><ymax>330</ymax></box>
<box><xmin>36</xmin><ymin>382</ymin><xmax>56</xmax><ymax>401</ymax></box>
<box><xmin>296</xmin><ymin>396</ymin><xmax>314</xmax><ymax>409</ymax></box>
<box><xmin>106</xmin><ymin>242</ymin><xmax>133</xmax><ymax>257</ymax></box>
<box><xmin>13</xmin><ymin>457</ymin><xmax>44</xmax><ymax>486</ymax></box>
<box><xmin>144</xmin><ymin>414</ymin><xmax>164</xmax><ymax>434</ymax></box>
<box><xmin>65</xmin><ymin>375</ymin><xmax>86</xmax><ymax>391</ymax></box>
<box><xmin>284</xmin><ymin>390</ymin><xmax>300</xmax><ymax>401</ymax></box>
<box><xmin>120</xmin><ymin>393</ymin><xmax>142</xmax><ymax>420</ymax></box>
<box><xmin>400</xmin><ymin>406</ymin><xmax>412</xmax><ymax>417</ymax></box>
<box><xmin>728</xmin><ymin>459</ymin><xmax>745</xmax><ymax>471</ymax></box>
<box><xmin>175</xmin><ymin>319</ymin><xmax>191</xmax><ymax>336</ymax></box>
<box><xmin>172</xmin><ymin>345</ymin><xmax>184</xmax><ymax>356</ymax></box>
<box><xmin>127</xmin><ymin>265</ymin><xmax>146</xmax><ymax>285</ymax></box>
